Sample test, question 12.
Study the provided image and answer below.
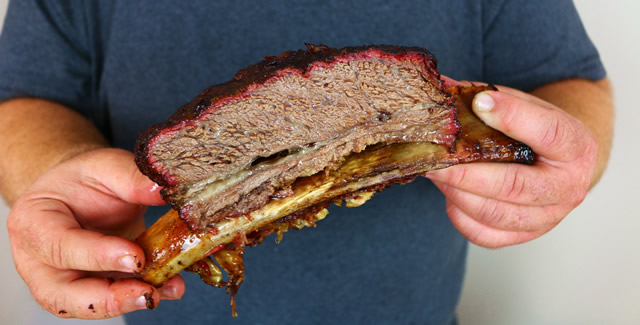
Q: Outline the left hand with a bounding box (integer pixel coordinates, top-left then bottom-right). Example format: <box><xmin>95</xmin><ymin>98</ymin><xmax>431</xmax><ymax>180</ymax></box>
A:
<box><xmin>425</xmin><ymin>84</ymin><xmax>598</xmax><ymax>248</ymax></box>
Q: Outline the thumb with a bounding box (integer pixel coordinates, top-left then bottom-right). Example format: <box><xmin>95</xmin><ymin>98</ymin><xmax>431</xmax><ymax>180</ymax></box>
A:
<box><xmin>471</xmin><ymin>90</ymin><xmax>590</xmax><ymax>162</ymax></box>
<box><xmin>83</xmin><ymin>148</ymin><xmax>166</xmax><ymax>206</ymax></box>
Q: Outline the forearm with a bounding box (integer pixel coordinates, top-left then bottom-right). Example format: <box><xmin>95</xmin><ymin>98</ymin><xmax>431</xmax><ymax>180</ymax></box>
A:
<box><xmin>530</xmin><ymin>78</ymin><xmax>614</xmax><ymax>187</ymax></box>
<box><xmin>0</xmin><ymin>98</ymin><xmax>109</xmax><ymax>205</ymax></box>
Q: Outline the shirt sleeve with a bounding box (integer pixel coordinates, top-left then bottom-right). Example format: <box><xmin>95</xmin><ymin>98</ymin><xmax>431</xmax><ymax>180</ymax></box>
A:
<box><xmin>481</xmin><ymin>0</ymin><xmax>606</xmax><ymax>91</ymax></box>
<box><xmin>0</xmin><ymin>0</ymin><xmax>93</xmax><ymax>111</ymax></box>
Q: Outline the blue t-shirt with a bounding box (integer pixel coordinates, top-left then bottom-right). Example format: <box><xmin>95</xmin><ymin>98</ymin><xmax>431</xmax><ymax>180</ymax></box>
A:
<box><xmin>0</xmin><ymin>1</ymin><xmax>604</xmax><ymax>324</ymax></box>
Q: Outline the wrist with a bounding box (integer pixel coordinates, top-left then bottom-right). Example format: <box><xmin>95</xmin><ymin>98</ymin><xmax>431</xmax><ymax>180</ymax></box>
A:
<box><xmin>0</xmin><ymin>98</ymin><xmax>110</xmax><ymax>205</ymax></box>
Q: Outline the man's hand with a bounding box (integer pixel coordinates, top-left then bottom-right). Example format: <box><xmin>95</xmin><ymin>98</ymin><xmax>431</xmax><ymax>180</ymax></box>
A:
<box><xmin>6</xmin><ymin>148</ymin><xmax>185</xmax><ymax>319</ymax></box>
<box><xmin>426</xmin><ymin>84</ymin><xmax>603</xmax><ymax>248</ymax></box>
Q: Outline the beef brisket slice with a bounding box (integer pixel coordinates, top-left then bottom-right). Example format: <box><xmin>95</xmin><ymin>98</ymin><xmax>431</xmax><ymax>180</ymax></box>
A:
<box><xmin>135</xmin><ymin>44</ymin><xmax>460</xmax><ymax>230</ymax></box>
<box><xmin>135</xmin><ymin>85</ymin><xmax>534</xmax><ymax>288</ymax></box>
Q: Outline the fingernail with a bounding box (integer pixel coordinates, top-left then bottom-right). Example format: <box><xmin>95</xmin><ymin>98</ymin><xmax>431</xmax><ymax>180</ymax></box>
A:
<box><xmin>118</xmin><ymin>255</ymin><xmax>138</xmax><ymax>272</ymax></box>
<box><xmin>474</xmin><ymin>92</ymin><xmax>495</xmax><ymax>112</ymax></box>
<box><xmin>135</xmin><ymin>293</ymin><xmax>155</xmax><ymax>310</ymax></box>
<box><xmin>159</xmin><ymin>283</ymin><xmax>178</xmax><ymax>299</ymax></box>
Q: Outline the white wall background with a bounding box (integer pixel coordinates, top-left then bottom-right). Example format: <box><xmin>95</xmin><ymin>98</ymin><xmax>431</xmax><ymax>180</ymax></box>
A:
<box><xmin>457</xmin><ymin>1</ymin><xmax>640</xmax><ymax>324</ymax></box>
<box><xmin>1</xmin><ymin>1</ymin><xmax>638</xmax><ymax>324</ymax></box>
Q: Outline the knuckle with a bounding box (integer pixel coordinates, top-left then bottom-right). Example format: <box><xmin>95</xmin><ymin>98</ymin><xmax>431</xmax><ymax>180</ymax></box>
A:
<box><xmin>47</xmin><ymin>230</ymin><xmax>68</xmax><ymax>269</ymax></box>
<box><xmin>451</xmin><ymin>166</ymin><xmax>468</xmax><ymax>188</ymax></box>
<box><xmin>477</xmin><ymin>198</ymin><xmax>506</xmax><ymax>227</ymax></box>
<box><xmin>499</xmin><ymin>166</ymin><xmax>526</xmax><ymax>200</ymax></box>
<box><xmin>540</xmin><ymin>113</ymin><xmax>562</xmax><ymax>148</ymax></box>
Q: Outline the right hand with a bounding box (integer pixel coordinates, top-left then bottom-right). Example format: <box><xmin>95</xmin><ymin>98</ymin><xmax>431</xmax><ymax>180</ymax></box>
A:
<box><xmin>6</xmin><ymin>148</ymin><xmax>185</xmax><ymax>319</ymax></box>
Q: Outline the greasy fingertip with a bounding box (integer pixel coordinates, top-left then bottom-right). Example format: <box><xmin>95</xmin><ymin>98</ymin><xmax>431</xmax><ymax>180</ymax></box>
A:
<box><xmin>117</xmin><ymin>252</ymin><xmax>144</xmax><ymax>273</ymax></box>
<box><xmin>87</xmin><ymin>148</ymin><xmax>165</xmax><ymax>206</ymax></box>
<box><xmin>142</xmin><ymin>180</ymin><xmax>165</xmax><ymax>206</ymax></box>
<box><xmin>109</xmin><ymin>278</ymin><xmax>161</xmax><ymax>314</ymax></box>
<box><xmin>66</xmin><ymin>231</ymin><xmax>146</xmax><ymax>273</ymax></box>
<box><xmin>131</xmin><ymin>171</ymin><xmax>166</xmax><ymax>206</ymax></box>
<box><xmin>36</xmin><ymin>275</ymin><xmax>161</xmax><ymax>319</ymax></box>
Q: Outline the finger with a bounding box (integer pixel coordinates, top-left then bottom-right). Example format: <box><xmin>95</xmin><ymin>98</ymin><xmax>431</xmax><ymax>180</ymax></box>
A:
<box><xmin>158</xmin><ymin>274</ymin><xmax>186</xmax><ymax>300</ymax></box>
<box><xmin>445</xmin><ymin>201</ymin><xmax>548</xmax><ymax>248</ymax></box>
<box><xmin>425</xmin><ymin>162</ymin><xmax>574</xmax><ymax>206</ymax></box>
<box><xmin>14</xmin><ymin>198</ymin><xmax>146</xmax><ymax>273</ymax></box>
<box><xmin>80</xmin><ymin>148</ymin><xmax>165</xmax><ymax>206</ymax></box>
<box><xmin>23</xmin><ymin>262</ymin><xmax>160</xmax><ymax>319</ymax></box>
<box><xmin>89</xmin><ymin>272</ymin><xmax>184</xmax><ymax>300</ymax></box>
<box><xmin>432</xmin><ymin>179</ymin><xmax>563</xmax><ymax>232</ymax></box>
<box><xmin>471</xmin><ymin>90</ymin><xmax>595</xmax><ymax>163</ymax></box>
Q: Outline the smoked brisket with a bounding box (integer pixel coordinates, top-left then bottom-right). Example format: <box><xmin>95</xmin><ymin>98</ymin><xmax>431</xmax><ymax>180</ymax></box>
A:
<box><xmin>135</xmin><ymin>44</ymin><xmax>465</xmax><ymax>231</ymax></box>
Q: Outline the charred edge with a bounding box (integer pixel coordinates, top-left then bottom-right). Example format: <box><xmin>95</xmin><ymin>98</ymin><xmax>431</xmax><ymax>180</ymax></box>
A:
<box><xmin>515</xmin><ymin>142</ymin><xmax>535</xmax><ymax>164</ymax></box>
<box><xmin>144</xmin><ymin>292</ymin><xmax>155</xmax><ymax>310</ymax></box>
<box><xmin>134</xmin><ymin>44</ymin><xmax>440</xmax><ymax>186</ymax></box>
<box><xmin>448</xmin><ymin>85</ymin><xmax>534</xmax><ymax>165</ymax></box>
<box><xmin>58</xmin><ymin>310</ymin><xmax>67</xmax><ymax>315</ymax></box>
<box><xmin>194</xmin><ymin>98</ymin><xmax>210</xmax><ymax>115</ymax></box>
